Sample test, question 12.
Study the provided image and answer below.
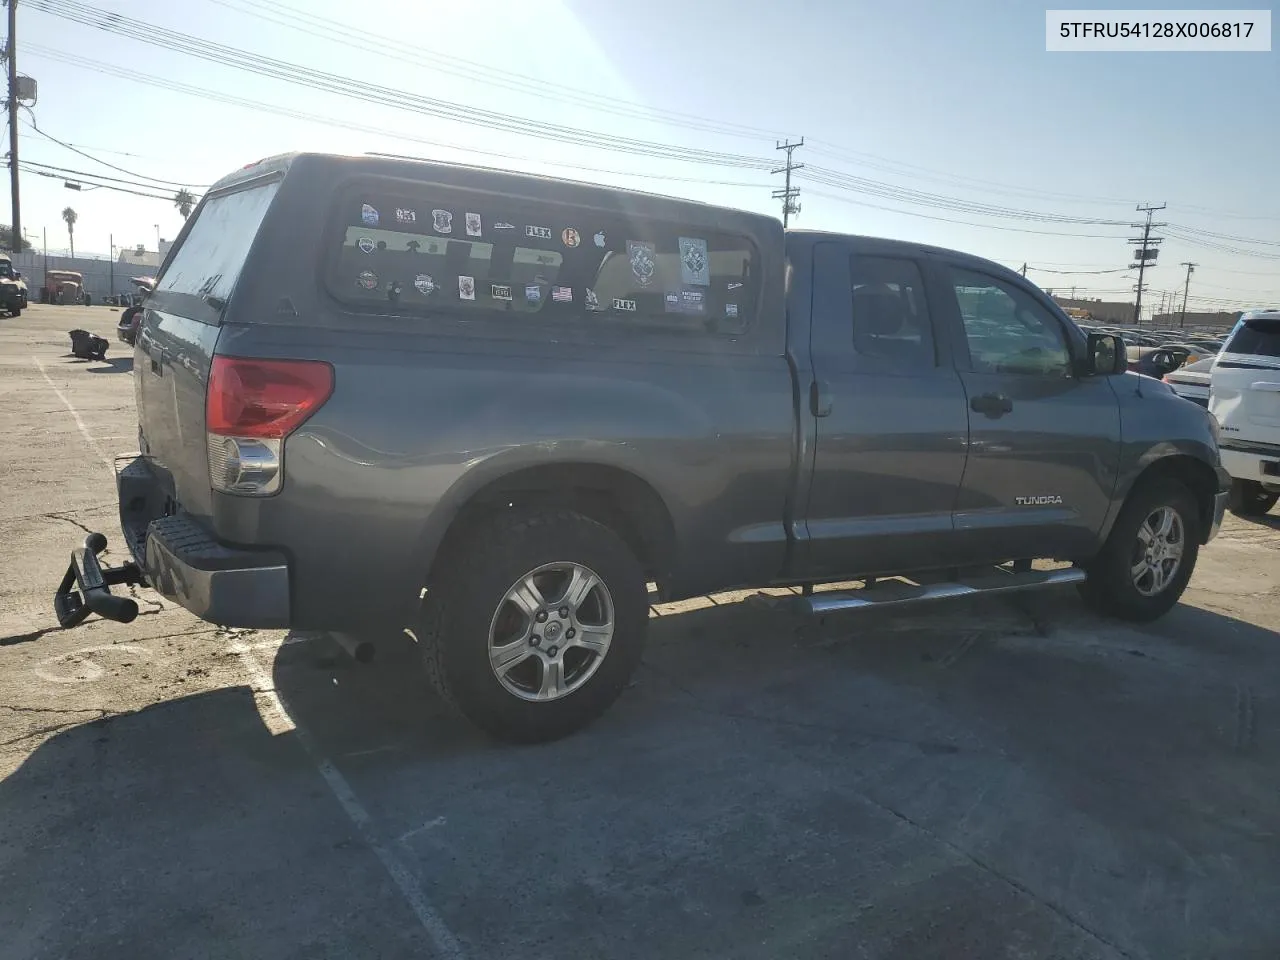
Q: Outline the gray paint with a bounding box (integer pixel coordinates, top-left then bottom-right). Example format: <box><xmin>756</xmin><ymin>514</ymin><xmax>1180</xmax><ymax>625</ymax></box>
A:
<box><xmin>131</xmin><ymin>154</ymin><xmax>1228</xmax><ymax>631</ymax></box>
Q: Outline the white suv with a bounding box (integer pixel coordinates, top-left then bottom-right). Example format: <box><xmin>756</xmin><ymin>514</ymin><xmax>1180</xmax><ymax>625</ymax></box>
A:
<box><xmin>1211</xmin><ymin>309</ymin><xmax>1280</xmax><ymax>516</ymax></box>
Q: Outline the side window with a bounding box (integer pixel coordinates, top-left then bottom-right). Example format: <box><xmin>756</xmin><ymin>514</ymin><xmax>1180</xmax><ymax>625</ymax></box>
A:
<box><xmin>950</xmin><ymin>268</ymin><xmax>1072</xmax><ymax>377</ymax></box>
<box><xmin>850</xmin><ymin>255</ymin><xmax>935</xmax><ymax>370</ymax></box>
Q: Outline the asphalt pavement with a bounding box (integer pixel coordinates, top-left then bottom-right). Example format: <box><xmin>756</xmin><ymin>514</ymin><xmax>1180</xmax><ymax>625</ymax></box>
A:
<box><xmin>3</xmin><ymin>304</ymin><xmax>1280</xmax><ymax>959</ymax></box>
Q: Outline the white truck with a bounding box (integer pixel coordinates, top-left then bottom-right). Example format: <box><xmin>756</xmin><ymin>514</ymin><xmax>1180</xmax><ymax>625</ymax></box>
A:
<box><xmin>1211</xmin><ymin>309</ymin><xmax>1280</xmax><ymax>516</ymax></box>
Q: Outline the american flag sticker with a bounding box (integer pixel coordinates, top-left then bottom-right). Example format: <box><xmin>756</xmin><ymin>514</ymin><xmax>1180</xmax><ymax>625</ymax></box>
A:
<box><xmin>551</xmin><ymin>286</ymin><xmax>573</xmax><ymax>303</ymax></box>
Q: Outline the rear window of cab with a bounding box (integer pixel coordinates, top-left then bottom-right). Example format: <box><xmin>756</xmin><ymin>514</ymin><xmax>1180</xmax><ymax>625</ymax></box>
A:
<box><xmin>325</xmin><ymin>187</ymin><xmax>759</xmax><ymax>335</ymax></box>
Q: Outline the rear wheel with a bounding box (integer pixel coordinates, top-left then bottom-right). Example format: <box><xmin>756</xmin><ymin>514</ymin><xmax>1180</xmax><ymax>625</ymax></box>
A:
<box><xmin>418</xmin><ymin>508</ymin><xmax>648</xmax><ymax>743</ymax></box>
<box><xmin>1079</xmin><ymin>479</ymin><xmax>1200</xmax><ymax>621</ymax></box>
<box><xmin>1227</xmin><ymin>478</ymin><xmax>1278</xmax><ymax>517</ymax></box>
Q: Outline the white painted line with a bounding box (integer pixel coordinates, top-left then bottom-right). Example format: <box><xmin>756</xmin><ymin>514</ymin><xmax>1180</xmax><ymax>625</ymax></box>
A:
<box><xmin>228</xmin><ymin>642</ymin><xmax>464</xmax><ymax>959</ymax></box>
<box><xmin>32</xmin><ymin>357</ymin><xmax>113</xmax><ymax>471</ymax></box>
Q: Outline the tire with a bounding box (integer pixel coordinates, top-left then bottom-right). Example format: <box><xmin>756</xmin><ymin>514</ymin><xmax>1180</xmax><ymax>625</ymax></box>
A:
<box><xmin>8</xmin><ymin>306</ymin><xmax>18</xmax><ymax>317</ymax></box>
<box><xmin>418</xmin><ymin>508</ymin><xmax>648</xmax><ymax>743</ymax></box>
<box><xmin>1079</xmin><ymin>478</ymin><xmax>1201</xmax><ymax>622</ymax></box>
<box><xmin>1227</xmin><ymin>478</ymin><xmax>1278</xmax><ymax>518</ymax></box>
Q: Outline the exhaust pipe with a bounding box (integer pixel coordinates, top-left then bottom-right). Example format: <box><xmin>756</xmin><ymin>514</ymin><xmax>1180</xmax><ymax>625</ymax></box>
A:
<box><xmin>331</xmin><ymin>632</ymin><xmax>375</xmax><ymax>664</ymax></box>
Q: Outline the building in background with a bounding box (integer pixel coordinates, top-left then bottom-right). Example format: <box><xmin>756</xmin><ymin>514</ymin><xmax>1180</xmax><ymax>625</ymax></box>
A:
<box><xmin>7</xmin><ymin>241</ymin><xmax>172</xmax><ymax>302</ymax></box>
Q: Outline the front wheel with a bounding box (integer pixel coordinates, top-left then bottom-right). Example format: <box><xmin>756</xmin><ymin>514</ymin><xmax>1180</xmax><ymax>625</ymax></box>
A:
<box><xmin>418</xmin><ymin>508</ymin><xmax>648</xmax><ymax>743</ymax></box>
<box><xmin>1228</xmin><ymin>478</ymin><xmax>1278</xmax><ymax>517</ymax></box>
<box><xmin>1079</xmin><ymin>479</ymin><xmax>1200</xmax><ymax>622</ymax></box>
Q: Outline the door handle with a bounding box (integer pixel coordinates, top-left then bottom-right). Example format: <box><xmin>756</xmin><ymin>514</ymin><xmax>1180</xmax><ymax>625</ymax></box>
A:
<box><xmin>970</xmin><ymin>393</ymin><xmax>1013</xmax><ymax>417</ymax></box>
<box><xmin>810</xmin><ymin>379</ymin><xmax>832</xmax><ymax>418</ymax></box>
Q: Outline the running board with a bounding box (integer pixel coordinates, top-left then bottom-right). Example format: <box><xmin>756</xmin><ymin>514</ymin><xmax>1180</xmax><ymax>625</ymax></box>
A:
<box><xmin>800</xmin><ymin>567</ymin><xmax>1086</xmax><ymax>615</ymax></box>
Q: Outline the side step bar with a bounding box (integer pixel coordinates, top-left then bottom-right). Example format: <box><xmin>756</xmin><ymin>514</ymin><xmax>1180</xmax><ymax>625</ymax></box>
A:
<box><xmin>799</xmin><ymin>567</ymin><xmax>1086</xmax><ymax>615</ymax></box>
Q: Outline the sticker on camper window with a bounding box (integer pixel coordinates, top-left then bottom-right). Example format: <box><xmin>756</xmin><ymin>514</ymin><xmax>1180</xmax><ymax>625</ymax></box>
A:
<box><xmin>613</xmin><ymin>297</ymin><xmax>638</xmax><ymax>312</ymax></box>
<box><xmin>491</xmin><ymin>283</ymin><xmax>512</xmax><ymax>301</ymax></box>
<box><xmin>414</xmin><ymin>274</ymin><xmax>435</xmax><ymax>296</ymax></box>
<box><xmin>395</xmin><ymin>208</ymin><xmax>417</xmax><ymax>224</ymax></box>
<box><xmin>494</xmin><ymin>221</ymin><xmax>516</xmax><ymax>231</ymax></box>
<box><xmin>663</xmin><ymin>288</ymin><xmax>705</xmax><ymax>315</ymax></box>
<box><xmin>458</xmin><ymin>275</ymin><xmax>476</xmax><ymax>300</ymax></box>
<box><xmin>357</xmin><ymin>270</ymin><xmax>378</xmax><ymax>290</ymax></box>
<box><xmin>561</xmin><ymin>228</ymin><xmax>580</xmax><ymax>248</ymax></box>
<box><xmin>551</xmin><ymin>285</ymin><xmax>573</xmax><ymax>303</ymax></box>
<box><xmin>725</xmin><ymin>302</ymin><xmax>739</xmax><ymax>318</ymax></box>
<box><xmin>357</xmin><ymin>237</ymin><xmax>375</xmax><ymax>254</ymax></box>
<box><xmin>361</xmin><ymin>203</ymin><xmax>379</xmax><ymax>226</ymax></box>
<box><xmin>679</xmin><ymin>237</ymin><xmax>709</xmax><ymax>286</ymax></box>
<box><xmin>628</xmin><ymin>241</ymin><xmax>656</xmax><ymax>287</ymax></box>
<box><xmin>525</xmin><ymin>225</ymin><xmax>553</xmax><ymax>240</ymax></box>
<box><xmin>585</xmin><ymin>288</ymin><xmax>601</xmax><ymax>311</ymax></box>
<box><xmin>525</xmin><ymin>284</ymin><xmax>542</xmax><ymax>303</ymax></box>
<box><xmin>593</xmin><ymin>230</ymin><xmax>606</xmax><ymax>248</ymax></box>
<box><xmin>465</xmin><ymin>212</ymin><xmax>482</xmax><ymax>237</ymax></box>
<box><xmin>432</xmin><ymin>210</ymin><xmax>453</xmax><ymax>234</ymax></box>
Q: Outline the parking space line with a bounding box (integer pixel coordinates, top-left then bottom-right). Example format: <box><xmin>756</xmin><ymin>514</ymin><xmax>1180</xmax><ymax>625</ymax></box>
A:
<box><xmin>32</xmin><ymin>357</ymin><xmax>112</xmax><ymax>471</ymax></box>
<box><xmin>229</xmin><ymin>643</ymin><xmax>465</xmax><ymax>959</ymax></box>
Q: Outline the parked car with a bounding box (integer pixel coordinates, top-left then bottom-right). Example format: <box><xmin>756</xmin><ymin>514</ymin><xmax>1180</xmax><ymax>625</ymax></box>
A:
<box><xmin>1211</xmin><ymin>309</ymin><xmax>1280</xmax><ymax>517</ymax></box>
<box><xmin>1163</xmin><ymin>356</ymin><xmax>1213</xmax><ymax>406</ymax></box>
<box><xmin>116</xmin><ymin>277</ymin><xmax>156</xmax><ymax>345</ymax></box>
<box><xmin>1128</xmin><ymin>345</ymin><xmax>1191</xmax><ymax>378</ymax></box>
<box><xmin>0</xmin><ymin>255</ymin><xmax>25</xmax><ymax>316</ymax></box>
<box><xmin>43</xmin><ymin>270</ymin><xmax>85</xmax><ymax>304</ymax></box>
<box><xmin>53</xmin><ymin>152</ymin><xmax>1229</xmax><ymax>742</ymax></box>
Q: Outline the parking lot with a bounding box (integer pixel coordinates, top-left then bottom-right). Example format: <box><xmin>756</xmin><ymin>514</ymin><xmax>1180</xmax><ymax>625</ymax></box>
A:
<box><xmin>3</xmin><ymin>303</ymin><xmax>1280</xmax><ymax>959</ymax></box>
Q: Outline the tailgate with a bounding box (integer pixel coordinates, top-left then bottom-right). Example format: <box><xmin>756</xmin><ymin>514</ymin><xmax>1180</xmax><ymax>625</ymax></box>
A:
<box><xmin>136</xmin><ymin>177</ymin><xmax>283</xmax><ymax>520</ymax></box>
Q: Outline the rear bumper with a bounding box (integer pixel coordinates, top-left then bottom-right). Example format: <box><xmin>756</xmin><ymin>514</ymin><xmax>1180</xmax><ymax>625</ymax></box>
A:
<box><xmin>115</xmin><ymin>456</ymin><xmax>291</xmax><ymax>628</ymax></box>
<box><xmin>1220</xmin><ymin>444</ymin><xmax>1280</xmax><ymax>493</ymax></box>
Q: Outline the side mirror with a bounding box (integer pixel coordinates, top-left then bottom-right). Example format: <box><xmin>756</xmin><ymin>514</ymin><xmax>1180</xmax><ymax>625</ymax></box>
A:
<box><xmin>1086</xmin><ymin>333</ymin><xmax>1127</xmax><ymax>376</ymax></box>
<box><xmin>14</xmin><ymin>271</ymin><xmax>21</xmax><ymax>279</ymax></box>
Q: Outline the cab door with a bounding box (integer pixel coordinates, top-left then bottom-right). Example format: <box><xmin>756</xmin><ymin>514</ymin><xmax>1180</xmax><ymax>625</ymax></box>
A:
<box><xmin>936</xmin><ymin>260</ymin><xmax>1122</xmax><ymax>562</ymax></box>
<box><xmin>798</xmin><ymin>241</ymin><xmax>970</xmax><ymax>579</ymax></box>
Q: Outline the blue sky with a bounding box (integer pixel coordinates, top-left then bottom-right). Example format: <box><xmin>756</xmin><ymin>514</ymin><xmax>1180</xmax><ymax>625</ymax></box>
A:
<box><xmin>14</xmin><ymin>0</ymin><xmax>1279</xmax><ymax>312</ymax></box>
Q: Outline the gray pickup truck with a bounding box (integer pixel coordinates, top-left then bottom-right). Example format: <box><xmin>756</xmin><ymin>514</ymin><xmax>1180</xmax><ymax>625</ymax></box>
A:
<box><xmin>54</xmin><ymin>152</ymin><xmax>1229</xmax><ymax>742</ymax></box>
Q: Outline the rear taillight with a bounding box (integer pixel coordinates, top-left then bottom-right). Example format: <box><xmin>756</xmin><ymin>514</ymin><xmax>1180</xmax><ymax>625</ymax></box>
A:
<box><xmin>206</xmin><ymin>356</ymin><xmax>333</xmax><ymax>496</ymax></box>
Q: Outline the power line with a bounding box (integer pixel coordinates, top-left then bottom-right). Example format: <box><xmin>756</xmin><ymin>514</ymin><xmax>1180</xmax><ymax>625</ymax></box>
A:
<box><xmin>803</xmin><ymin>188</ymin><xmax>1130</xmax><ymax>238</ymax></box>
<box><xmin>25</xmin><ymin>0</ymin><xmax>776</xmax><ymax>171</ymax></box>
<box><xmin>19</xmin><ymin>162</ymin><xmax>177</xmax><ymax>200</ymax></box>
<box><xmin>20</xmin><ymin>118</ymin><xmax>208</xmax><ymax>187</ymax></box>
<box><xmin>801</xmin><ymin>168</ymin><xmax>1131</xmax><ymax>225</ymax></box>
<box><xmin>19</xmin><ymin>157</ymin><xmax>193</xmax><ymax>193</ymax></box>
<box><xmin>205</xmin><ymin>0</ymin><xmax>787</xmax><ymax>144</ymax></box>
<box><xmin>24</xmin><ymin>47</ymin><xmax>772</xmax><ymax>193</ymax></box>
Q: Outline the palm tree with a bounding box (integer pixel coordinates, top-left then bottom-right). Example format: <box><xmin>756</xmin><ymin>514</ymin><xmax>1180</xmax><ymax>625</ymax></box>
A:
<box><xmin>61</xmin><ymin>207</ymin><xmax>77</xmax><ymax>258</ymax></box>
<box><xmin>173</xmin><ymin>189</ymin><xmax>195</xmax><ymax>220</ymax></box>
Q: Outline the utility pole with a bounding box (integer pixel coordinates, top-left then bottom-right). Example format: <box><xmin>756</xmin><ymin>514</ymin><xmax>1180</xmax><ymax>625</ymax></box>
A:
<box><xmin>771</xmin><ymin>137</ymin><xmax>803</xmax><ymax>227</ymax></box>
<box><xmin>6</xmin><ymin>0</ymin><xmax>19</xmax><ymax>252</ymax></box>
<box><xmin>1020</xmin><ymin>262</ymin><xmax>1027</xmax><ymax>277</ymax></box>
<box><xmin>1129</xmin><ymin>202</ymin><xmax>1166</xmax><ymax>327</ymax></box>
<box><xmin>1179</xmin><ymin>261</ymin><xmax>1197</xmax><ymax>329</ymax></box>
<box><xmin>109</xmin><ymin>232</ymin><xmax>114</xmax><ymax>299</ymax></box>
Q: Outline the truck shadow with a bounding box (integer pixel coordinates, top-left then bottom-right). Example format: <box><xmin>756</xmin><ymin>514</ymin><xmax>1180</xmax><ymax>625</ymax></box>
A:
<box><xmin>0</xmin><ymin>685</ymin><xmax>442</xmax><ymax>958</ymax></box>
<box><xmin>84</xmin><ymin>355</ymin><xmax>134</xmax><ymax>375</ymax></box>
<box><xmin>1</xmin><ymin>592</ymin><xmax>1278</xmax><ymax>958</ymax></box>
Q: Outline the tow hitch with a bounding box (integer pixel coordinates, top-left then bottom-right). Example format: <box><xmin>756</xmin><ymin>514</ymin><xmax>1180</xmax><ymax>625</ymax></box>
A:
<box><xmin>54</xmin><ymin>533</ymin><xmax>146</xmax><ymax>627</ymax></box>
